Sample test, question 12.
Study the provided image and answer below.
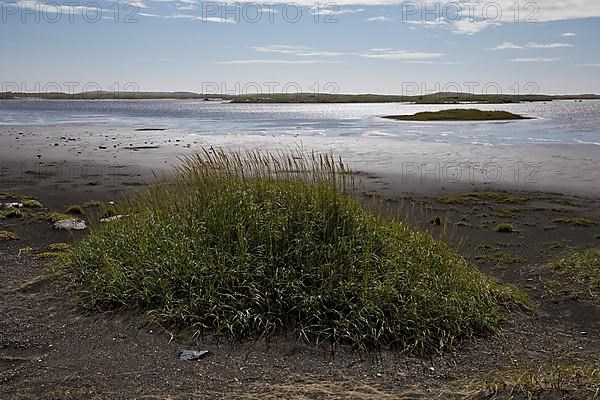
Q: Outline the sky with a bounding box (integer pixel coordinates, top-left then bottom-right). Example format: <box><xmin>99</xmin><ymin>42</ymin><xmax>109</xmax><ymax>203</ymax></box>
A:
<box><xmin>0</xmin><ymin>0</ymin><xmax>599</xmax><ymax>95</ymax></box>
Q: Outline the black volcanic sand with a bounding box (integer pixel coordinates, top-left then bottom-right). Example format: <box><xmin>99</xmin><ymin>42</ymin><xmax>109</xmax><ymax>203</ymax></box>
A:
<box><xmin>1</xmin><ymin>127</ymin><xmax>599</xmax><ymax>398</ymax></box>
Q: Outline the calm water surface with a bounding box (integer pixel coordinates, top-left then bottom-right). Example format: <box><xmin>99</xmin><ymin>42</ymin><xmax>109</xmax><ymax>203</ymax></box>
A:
<box><xmin>1</xmin><ymin>99</ymin><xmax>599</xmax><ymax>146</ymax></box>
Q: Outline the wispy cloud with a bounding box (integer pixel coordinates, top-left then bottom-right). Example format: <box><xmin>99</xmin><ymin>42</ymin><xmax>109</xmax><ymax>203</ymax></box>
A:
<box><xmin>452</xmin><ymin>20</ymin><xmax>497</xmax><ymax>35</ymax></box>
<box><xmin>494</xmin><ymin>42</ymin><xmax>573</xmax><ymax>50</ymax></box>
<box><xmin>561</xmin><ymin>32</ymin><xmax>577</xmax><ymax>37</ymax></box>
<box><xmin>405</xmin><ymin>18</ymin><xmax>447</xmax><ymax>26</ymax></box>
<box><xmin>311</xmin><ymin>6</ymin><xmax>364</xmax><ymax>16</ymax></box>
<box><xmin>176</xmin><ymin>0</ymin><xmax>197</xmax><ymax>10</ymax></box>
<box><xmin>509</xmin><ymin>58</ymin><xmax>560</xmax><ymax>63</ymax></box>
<box><xmin>225</xmin><ymin>45</ymin><xmax>445</xmax><ymax>64</ymax></box>
<box><xmin>139</xmin><ymin>12</ymin><xmax>236</xmax><ymax>23</ymax></box>
<box><xmin>360</xmin><ymin>48</ymin><xmax>444</xmax><ymax>61</ymax></box>
<box><xmin>252</xmin><ymin>45</ymin><xmax>341</xmax><ymax>57</ymax></box>
<box><xmin>365</xmin><ymin>16</ymin><xmax>392</xmax><ymax>22</ymax></box>
<box><xmin>493</xmin><ymin>42</ymin><xmax>524</xmax><ymax>50</ymax></box>
<box><xmin>526</xmin><ymin>42</ymin><xmax>573</xmax><ymax>48</ymax></box>
<box><xmin>215</xmin><ymin>59</ymin><xmax>340</xmax><ymax>64</ymax></box>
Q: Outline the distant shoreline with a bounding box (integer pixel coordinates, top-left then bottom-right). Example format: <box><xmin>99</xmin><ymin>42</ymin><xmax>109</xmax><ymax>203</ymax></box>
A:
<box><xmin>2</xmin><ymin>91</ymin><xmax>600</xmax><ymax>104</ymax></box>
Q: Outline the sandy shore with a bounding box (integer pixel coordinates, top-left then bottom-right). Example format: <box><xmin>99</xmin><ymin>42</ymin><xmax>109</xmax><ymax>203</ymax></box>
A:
<box><xmin>2</xmin><ymin>124</ymin><xmax>600</xmax><ymax>204</ymax></box>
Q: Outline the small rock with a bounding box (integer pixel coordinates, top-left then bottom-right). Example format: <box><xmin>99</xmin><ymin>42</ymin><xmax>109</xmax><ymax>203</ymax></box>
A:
<box><xmin>54</xmin><ymin>219</ymin><xmax>87</xmax><ymax>230</ymax></box>
<box><xmin>1</xmin><ymin>202</ymin><xmax>23</xmax><ymax>209</ymax></box>
<box><xmin>179</xmin><ymin>350</ymin><xmax>211</xmax><ymax>361</ymax></box>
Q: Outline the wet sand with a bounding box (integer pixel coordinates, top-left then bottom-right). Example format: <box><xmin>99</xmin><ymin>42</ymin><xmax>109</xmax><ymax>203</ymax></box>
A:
<box><xmin>2</xmin><ymin>124</ymin><xmax>600</xmax><ymax>202</ymax></box>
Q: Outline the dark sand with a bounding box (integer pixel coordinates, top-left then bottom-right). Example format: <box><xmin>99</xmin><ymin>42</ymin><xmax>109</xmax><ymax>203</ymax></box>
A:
<box><xmin>1</xmin><ymin>125</ymin><xmax>599</xmax><ymax>398</ymax></box>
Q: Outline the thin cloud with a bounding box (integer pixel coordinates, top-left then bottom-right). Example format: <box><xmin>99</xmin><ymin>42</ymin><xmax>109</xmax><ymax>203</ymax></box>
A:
<box><xmin>493</xmin><ymin>42</ymin><xmax>524</xmax><ymax>50</ymax></box>
<box><xmin>494</xmin><ymin>42</ymin><xmax>573</xmax><ymax>50</ymax></box>
<box><xmin>452</xmin><ymin>20</ymin><xmax>497</xmax><ymax>35</ymax></box>
<box><xmin>509</xmin><ymin>58</ymin><xmax>560</xmax><ymax>63</ymax></box>
<box><xmin>361</xmin><ymin>48</ymin><xmax>444</xmax><ymax>61</ymax></box>
<box><xmin>311</xmin><ymin>7</ymin><xmax>365</xmax><ymax>16</ymax></box>
<box><xmin>405</xmin><ymin>18</ymin><xmax>447</xmax><ymax>26</ymax></box>
<box><xmin>561</xmin><ymin>32</ymin><xmax>577</xmax><ymax>37</ymax></box>
<box><xmin>252</xmin><ymin>45</ymin><xmax>341</xmax><ymax>57</ymax></box>
<box><xmin>526</xmin><ymin>42</ymin><xmax>573</xmax><ymax>48</ymax></box>
<box><xmin>140</xmin><ymin>13</ymin><xmax>236</xmax><ymax>23</ymax></box>
<box><xmin>215</xmin><ymin>59</ymin><xmax>340</xmax><ymax>64</ymax></box>
<box><xmin>177</xmin><ymin>0</ymin><xmax>197</xmax><ymax>11</ymax></box>
<box><xmin>365</xmin><ymin>16</ymin><xmax>392</xmax><ymax>22</ymax></box>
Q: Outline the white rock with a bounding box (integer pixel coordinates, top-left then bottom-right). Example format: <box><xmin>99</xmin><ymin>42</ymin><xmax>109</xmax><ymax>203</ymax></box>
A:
<box><xmin>54</xmin><ymin>219</ymin><xmax>87</xmax><ymax>230</ymax></box>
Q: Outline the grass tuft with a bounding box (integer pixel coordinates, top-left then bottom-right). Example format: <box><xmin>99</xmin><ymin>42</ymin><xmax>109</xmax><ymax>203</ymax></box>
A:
<box><xmin>65</xmin><ymin>149</ymin><xmax>528</xmax><ymax>353</ymax></box>
<box><xmin>0</xmin><ymin>230</ymin><xmax>19</xmax><ymax>240</ymax></box>
<box><xmin>45</xmin><ymin>212</ymin><xmax>74</xmax><ymax>223</ymax></box>
<box><xmin>0</xmin><ymin>207</ymin><xmax>22</xmax><ymax>219</ymax></box>
<box><xmin>48</xmin><ymin>242</ymin><xmax>73</xmax><ymax>252</ymax></box>
<box><xmin>495</xmin><ymin>223</ymin><xmax>515</xmax><ymax>233</ymax></box>
<box><xmin>552</xmin><ymin>217</ymin><xmax>595</xmax><ymax>226</ymax></box>
<box><xmin>22</xmin><ymin>199</ymin><xmax>43</xmax><ymax>208</ymax></box>
<box><xmin>550</xmin><ymin>248</ymin><xmax>600</xmax><ymax>297</ymax></box>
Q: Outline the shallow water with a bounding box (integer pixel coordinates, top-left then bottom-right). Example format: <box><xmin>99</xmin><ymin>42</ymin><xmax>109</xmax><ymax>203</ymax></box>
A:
<box><xmin>1</xmin><ymin>99</ymin><xmax>599</xmax><ymax>146</ymax></box>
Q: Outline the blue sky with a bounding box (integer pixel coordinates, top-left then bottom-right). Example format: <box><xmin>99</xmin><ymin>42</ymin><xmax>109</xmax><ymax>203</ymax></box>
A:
<box><xmin>1</xmin><ymin>0</ymin><xmax>599</xmax><ymax>94</ymax></box>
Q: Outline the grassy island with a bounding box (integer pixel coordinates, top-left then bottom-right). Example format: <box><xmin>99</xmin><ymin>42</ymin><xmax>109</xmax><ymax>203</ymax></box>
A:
<box><xmin>65</xmin><ymin>150</ymin><xmax>527</xmax><ymax>353</ymax></box>
<box><xmin>383</xmin><ymin>109</ymin><xmax>531</xmax><ymax>121</ymax></box>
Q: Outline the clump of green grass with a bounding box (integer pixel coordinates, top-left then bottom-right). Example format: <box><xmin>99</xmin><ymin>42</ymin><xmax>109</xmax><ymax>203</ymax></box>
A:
<box><xmin>66</xmin><ymin>205</ymin><xmax>84</xmax><ymax>215</ymax></box>
<box><xmin>45</xmin><ymin>212</ymin><xmax>73</xmax><ymax>223</ymax></box>
<box><xmin>495</xmin><ymin>223</ymin><xmax>515</xmax><ymax>233</ymax></box>
<box><xmin>438</xmin><ymin>192</ymin><xmax>529</xmax><ymax>205</ymax></box>
<box><xmin>18</xmin><ymin>246</ymin><xmax>33</xmax><ymax>255</ymax></box>
<box><xmin>22</xmin><ymin>199</ymin><xmax>43</xmax><ymax>208</ymax></box>
<box><xmin>0</xmin><ymin>207</ymin><xmax>22</xmax><ymax>219</ymax></box>
<box><xmin>48</xmin><ymin>242</ymin><xmax>72</xmax><ymax>252</ymax></box>
<box><xmin>65</xmin><ymin>150</ymin><xmax>528</xmax><ymax>353</ymax></box>
<box><xmin>477</xmin><ymin>363</ymin><xmax>599</xmax><ymax>399</ymax></box>
<box><xmin>551</xmin><ymin>248</ymin><xmax>600</xmax><ymax>296</ymax></box>
<box><xmin>0</xmin><ymin>230</ymin><xmax>19</xmax><ymax>240</ymax></box>
<box><xmin>552</xmin><ymin>217</ymin><xmax>595</xmax><ymax>226</ymax></box>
